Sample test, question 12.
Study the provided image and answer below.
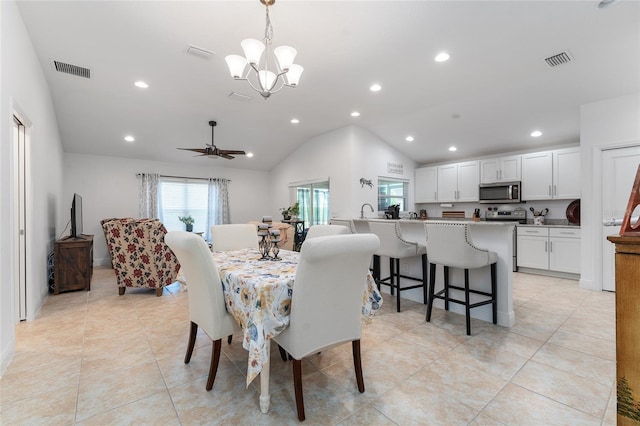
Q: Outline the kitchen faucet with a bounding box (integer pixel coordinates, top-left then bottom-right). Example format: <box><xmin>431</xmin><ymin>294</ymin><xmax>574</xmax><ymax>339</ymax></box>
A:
<box><xmin>360</xmin><ymin>203</ymin><xmax>375</xmax><ymax>219</ymax></box>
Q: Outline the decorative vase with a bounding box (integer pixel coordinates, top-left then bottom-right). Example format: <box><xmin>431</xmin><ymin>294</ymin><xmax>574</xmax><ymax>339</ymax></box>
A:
<box><xmin>186</xmin><ymin>224</ymin><xmax>193</xmax><ymax>232</ymax></box>
<box><xmin>283</xmin><ymin>214</ymin><xmax>291</xmax><ymax>221</ymax></box>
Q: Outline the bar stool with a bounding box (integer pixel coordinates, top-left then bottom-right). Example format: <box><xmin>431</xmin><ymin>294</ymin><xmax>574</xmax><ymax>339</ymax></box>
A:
<box><xmin>424</xmin><ymin>222</ymin><xmax>497</xmax><ymax>336</ymax></box>
<box><xmin>367</xmin><ymin>221</ymin><xmax>427</xmax><ymax>312</ymax></box>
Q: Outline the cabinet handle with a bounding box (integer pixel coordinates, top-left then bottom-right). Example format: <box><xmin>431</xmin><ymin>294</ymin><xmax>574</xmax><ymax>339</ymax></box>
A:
<box><xmin>545</xmin><ymin>241</ymin><xmax>548</xmax><ymax>252</ymax></box>
<box><xmin>499</xmin><ymin>170</ymin><xmax>502</xmax><ymax>180</ymax></box>
<box><xmin>434</xmin><ymin>192</ymin><xmax>437</xmax><ymax>200</ymax></box>
<box><xmin>553</xmin><ymin>185</ymin><xmax>557</xmax><ymax>196</ymax></box>
<box><xmin>548</xmin><ymin>185</ymin><xmax>552</xmax><ymax>196</ymax></box>
<box><xmin>496</xmin><ymin>170</ymin><xmax>499</xmax><ymax>180</ymax></box>
<box><xmin>525</xmin><ymin>230</ymin><xmax>538</xmax><ymax>233</ymax></box>
<box><xmin>549</xmin><ymin>241</ymin><xmax>553</xmax><ymax>252</ymax></box>
<box><xmin>559</xmin><ymin>231</ymin><xmax>574</xmax><ymax>235</ymax></box>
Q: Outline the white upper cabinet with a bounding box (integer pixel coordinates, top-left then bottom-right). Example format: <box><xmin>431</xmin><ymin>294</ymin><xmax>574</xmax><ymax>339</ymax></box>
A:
<box><xmin>415</xmin><ymin>166</ymin><xmax>438</xmax><ymax>203</ymax></box>
<box><xmin>553</xmin><ymin>148</ymin><xmax>581</xmax><ymax>199</ymax></box>
<box><xmin>437</xmin><ymin>161</ymin><xmax>479</xmax><ymax>202</ymax></box>
<box><xmin>480</xmin><ymin>155</ymin><xmax>521</xmax><ymax>183</ymax></box>
<box><xmin>522</xmin><ymin>147</ymin><xmax>580</xmax><ymax>200</ymax></box>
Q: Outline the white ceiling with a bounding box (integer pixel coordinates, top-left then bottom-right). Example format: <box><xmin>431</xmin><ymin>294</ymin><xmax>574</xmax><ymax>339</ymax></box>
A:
<box><xmin>16</xmin><ymin>1</ymin><xmax>640</xmax><ymax>171</ymax></box>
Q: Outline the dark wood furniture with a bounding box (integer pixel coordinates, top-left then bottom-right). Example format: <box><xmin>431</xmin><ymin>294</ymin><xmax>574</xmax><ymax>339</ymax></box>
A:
<box><xmin>283</xmin><ymin>219</ymin><xmax>305</xmax><ymax>251</ymax></box>
<box><xmin>54</xmin><ymin>234</ymin><xmax>93</xmax><ymax>294</ymax></box>
<box><xmin>607</xmin><ymin>235</ymin><xmax>640</xmax><ymax>425</ymax></box>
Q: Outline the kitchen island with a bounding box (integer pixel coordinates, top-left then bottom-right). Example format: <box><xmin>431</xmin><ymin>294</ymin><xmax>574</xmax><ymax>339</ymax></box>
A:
<box><xmin>342</xmin><ymin>218</ymin><xmax>516</xmax><ymax>327</ymax></box>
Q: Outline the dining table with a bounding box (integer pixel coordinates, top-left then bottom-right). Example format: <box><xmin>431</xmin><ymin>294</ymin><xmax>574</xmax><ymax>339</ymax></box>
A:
<box><xmin>210</xmin><ymin>247</ymin><xmax>383</xmax><ymax>413</ymax></box>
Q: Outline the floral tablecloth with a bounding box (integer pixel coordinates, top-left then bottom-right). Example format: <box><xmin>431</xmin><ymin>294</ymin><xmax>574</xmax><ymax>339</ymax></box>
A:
<box><xmin>211</xmin><ymin>248</ymin><xmax>383</xmax><ymax>386</ymax></box>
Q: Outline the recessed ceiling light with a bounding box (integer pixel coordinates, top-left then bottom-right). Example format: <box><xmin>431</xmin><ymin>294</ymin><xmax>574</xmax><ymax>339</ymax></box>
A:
<box><xmin>405</xmin><ymin>136</ymin><xmax>414</xmax><ymax>142</ymax></box>
<box><xmin>435</xmin><ymin>52</ymin><xmax>450</xmax><ymax>62</ymax></box>
<box><xmin>448</xmin><ymin>146</ymin><xmax>457</xmax><ymax>152</ymax></box>
<box><xmin>246</xmin><ymin>152</ymin><xmax>254</xmax><ymax>158</ymax></box>
<box><xmin>531</xmin><ymin>130</ymin><xmax>543</xmax><ymax>137</ymax></box>
<box><xmin>369</xmin><ymin>83</ymin><xmax>382</xmax><ymax>92</ymax></box>
<box><xmin>124</xmin><ymin>135</ymin><xmax>135</xmax><ymax>142</ymax></box>
<box><xmin>350</xmin><ymin>111</ymin><xmax>360</xmax><ymax>117</ymax></box>
<box><xmin>451</xmin><ymin>113</ymin><xmax>461</xmax><ymax>119</ymax></box>
<box><xmin>134</xmin><ymin>81</ymin><xmax>149</xmax><ymax>88</ymax></box>
<box><xmin>290</xmin><ymin>118</ymin><xmax>300</xmax><ymax>124</ymax></box>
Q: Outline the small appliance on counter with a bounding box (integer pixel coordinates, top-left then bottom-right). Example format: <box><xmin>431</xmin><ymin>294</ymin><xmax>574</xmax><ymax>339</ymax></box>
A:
<box><xmin>385</xmin><ymin>204</ymin><xmax>400</xmax><ymax>219</ymax></box>
<box><xmin>420</xmin><ymin>209</ymin><xmax>428</xmax><ymax>219</ymax></box>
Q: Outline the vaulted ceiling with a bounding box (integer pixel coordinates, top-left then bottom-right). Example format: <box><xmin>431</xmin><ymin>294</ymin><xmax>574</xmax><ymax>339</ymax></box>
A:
<box><xmin>16</xmin><ymin>1</ymin><xmax>640</xmax><ymax>171</ymax></box>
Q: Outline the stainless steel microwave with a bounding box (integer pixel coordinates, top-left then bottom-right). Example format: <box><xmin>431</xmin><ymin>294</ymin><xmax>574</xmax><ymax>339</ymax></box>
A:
<box><xmin>479</xmin><ymin>182</ymin><xmax>521</xmax><ymax>204</ymax></box>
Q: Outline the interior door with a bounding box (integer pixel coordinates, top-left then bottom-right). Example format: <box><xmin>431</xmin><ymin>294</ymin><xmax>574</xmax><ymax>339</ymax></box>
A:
<box><xmin>13</xmin><ymin>116</ymin><xmax>27</xmax><ymax>321</ymax></box>
<box><xmin>602</xmin><ymin>146</ymin><xmax>640</xmax><ymax>291</ymax></box>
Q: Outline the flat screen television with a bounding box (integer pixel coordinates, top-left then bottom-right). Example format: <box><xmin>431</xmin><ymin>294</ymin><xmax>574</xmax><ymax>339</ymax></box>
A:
<box><xmin>70</xmin><ymin>193</ymin><xmax>83</xmax><ymax>237</ymax></box>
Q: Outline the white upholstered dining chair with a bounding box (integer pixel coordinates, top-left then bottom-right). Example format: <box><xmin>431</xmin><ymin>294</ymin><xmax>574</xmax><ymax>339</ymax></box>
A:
<box><xmin>272</xmin><ymin>233</ymin><xmax>380</xmax><ymax>421</ymax></box>
<box><xmin>210</xmin><ymin>223</ymin><xmax>259</xmax><ymax>251</ymax></box>
<box><xmin>165</xmin><ymin>231</ymin><xmax>241</xmax><ymax>391</ymax></box>
<box><xmin>304</xmin><ymin>224</ymin><xmax>350</xmax><ymax>240</ymax></box>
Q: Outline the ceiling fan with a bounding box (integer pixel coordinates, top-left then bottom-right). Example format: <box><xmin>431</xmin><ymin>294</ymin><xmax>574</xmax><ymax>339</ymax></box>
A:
<box><xmin>177</xmin><ymin>121</ymin><xmax>246</xmax><ymax>159</ymax></box>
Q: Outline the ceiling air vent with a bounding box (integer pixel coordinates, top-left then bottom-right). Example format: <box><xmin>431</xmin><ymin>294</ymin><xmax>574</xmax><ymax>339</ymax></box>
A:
<box><xmin>228</xmin><ymin>92</ymin><xmax>252</xmax><ymax>102</ymax></box>
<box><xmin>544</xmin><ymin>51</ymin><xmax>573</xmax><ymax>68</ymax></box>
<box><xmin>53</xmin><ymin>60</ymin><xmax>91</xmax><ymax>78</ymax></box>
<box><xmin>185</xmin><ymin>44</ymin><xmax>214</xmax><ymax>59</ymax></box>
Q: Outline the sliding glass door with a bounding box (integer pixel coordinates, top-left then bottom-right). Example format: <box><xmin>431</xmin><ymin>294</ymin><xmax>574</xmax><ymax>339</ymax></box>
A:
<box><xmin>295</xmin><ymin>180</ymin><xmax>330</xmax><ymax>226</ymax></box>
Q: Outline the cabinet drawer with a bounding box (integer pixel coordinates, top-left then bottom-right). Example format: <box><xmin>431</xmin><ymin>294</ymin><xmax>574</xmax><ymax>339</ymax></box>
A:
<box><xmin>517</xmin><ymin>227</ymin><xmax>548</xmax><ymax>237</ymax></box>
<box><xmin>550</xmin><ymin>228</ymin><xmax>580</xmax><ymax>238</ymax></box>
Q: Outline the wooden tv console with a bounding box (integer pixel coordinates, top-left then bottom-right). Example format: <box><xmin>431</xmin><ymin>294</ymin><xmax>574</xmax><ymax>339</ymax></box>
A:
<box><xmin>54</xmin><ymin>234</ymin><xmax>93</xmax><ymax>294</ymax></box>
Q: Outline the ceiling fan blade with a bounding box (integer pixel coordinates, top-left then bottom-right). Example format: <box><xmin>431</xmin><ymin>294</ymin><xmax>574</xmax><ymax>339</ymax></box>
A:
<box><xmin>219</xmin><ymin>149</ymin><xmax>246</xmax><ymax>155</ymax></box>
<box><xmin>218</xmin><ymin>153</ymin><xmax>235</xmax><ymax>159</ymax></box>
<box><xmin>177</xmin><ymin>148</ymin><xmax>208</xmax><ymax>154</ymax></box>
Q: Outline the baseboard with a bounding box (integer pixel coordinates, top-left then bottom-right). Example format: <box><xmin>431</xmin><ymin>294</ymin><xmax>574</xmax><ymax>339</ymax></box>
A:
<box><xmin>0</xmin><ymin>339</ymin><xmax>16</xmax><ymax>379</ymax></box>
<box><xmin>517</xmin><ymin>267</ymin><xmax>580</xmax><ymax>281</ymax></box>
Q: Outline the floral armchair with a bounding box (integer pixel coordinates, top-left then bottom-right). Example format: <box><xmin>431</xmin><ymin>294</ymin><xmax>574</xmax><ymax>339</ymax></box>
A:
<box><xmin>101</xmin><ymin>218</ymin><xmax>180</xmax><ymax>296</ymax></box>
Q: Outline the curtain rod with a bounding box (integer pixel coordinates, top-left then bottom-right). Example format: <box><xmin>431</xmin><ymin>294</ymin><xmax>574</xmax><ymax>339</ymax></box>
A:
<box><xmin>136</xmin><ymin>173</ymin><xmax>230</xmax><ymax>182</ymax></box>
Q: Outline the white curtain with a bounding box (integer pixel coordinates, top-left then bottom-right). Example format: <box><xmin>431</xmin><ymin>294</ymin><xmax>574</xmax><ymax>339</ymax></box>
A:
<box><xmin>139</xmin><ymin>173</ymin><xmax>159</xmax><ymax>218</ymax></box>
<box><xmin>206</xmin><ymin>178</ymin><xmax>230</xmax><ymax>241</ymax></box>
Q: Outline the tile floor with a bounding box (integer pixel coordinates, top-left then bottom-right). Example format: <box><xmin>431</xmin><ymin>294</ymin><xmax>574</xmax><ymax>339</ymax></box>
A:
<box><xmin>1</xmin><ymin>267</ymin><xmax>616</xmax><ymax>425</ymax></box>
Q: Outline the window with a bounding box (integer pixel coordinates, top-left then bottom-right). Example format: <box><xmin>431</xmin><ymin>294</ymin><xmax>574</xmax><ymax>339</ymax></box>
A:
<box><xmin>294</xmin><ymin>180</ymin><xmax>330</xmax><ymax>226</ymax></box>
<box><xmin>378</xmin><ymin>178</ymin><xmax>408</xmax><ymax>211</ymax></box>
<box><xmin>158</xmin><ymin>177</ymin><xmax>229</xmax><ymax>241</ymax></box>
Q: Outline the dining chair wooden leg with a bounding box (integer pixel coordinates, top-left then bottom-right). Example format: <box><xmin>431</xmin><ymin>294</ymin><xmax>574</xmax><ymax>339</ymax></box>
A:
<box><xmin>426</xmin><ymin>263</ymin><xmax>436</xmax><ymax>322</ymax></box>
<box><xmin>394</xmin><ymin>258</ymin><xmax>401</xmax><ymax>312</ymax></box>
<box><xmin>206</xmin><ymin>339</ymin><xmax>222</xmax><ymax>391</ymax></box>
<box><xmin>156</xmin><ymin>287</ymin><xmax>163</xmax><ymax>297</ymax></box>
<box><xmin>292</xmin><ymin>359</ymin><xmax>305</xmax><ymax>421</ymax></box>
<box><xmin>184</xmin><ymin>321</ymin><xmax>198</xmax><ymax>364</ymax></box>
<box><xmin>389</xmin><ymin>258</ymin><xmax>395</xmax><ymax>296</ymax></box>
<box><xmin>352</xmin><ymin>340</ymin><xmax>365</xmax><ymax>393</ymax></box>
<box><xmin>278</xmin><ymin>344</ymin><xmax>288</xmax><ymax>362</ymax></box>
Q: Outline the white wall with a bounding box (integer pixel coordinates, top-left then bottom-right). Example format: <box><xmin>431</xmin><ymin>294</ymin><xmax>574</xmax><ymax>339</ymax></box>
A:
<box><xmin>579</xmin><ymin>92</ymin><xmax>640</xmax><ymax>291</ymax></box>
<box><xmin>1</xmin><ymin>1</ymin><xmax>66</xmax><ymax>375</ymax></box>
<box><xmin>64</xmin><ymin>153</ymin><xmax>271</xmax><ymax>267</ymax></box>
<box><xmin>270</xmin><ymin>125</ymin><xmax>416</xmax><ymax>220</ymax></box>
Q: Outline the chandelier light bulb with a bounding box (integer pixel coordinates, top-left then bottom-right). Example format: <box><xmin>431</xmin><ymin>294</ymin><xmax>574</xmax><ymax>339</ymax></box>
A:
<box><xmin>274</xmin><ymin>46</ymin><xmax>297</xmax><ymax>71</ymax></box>
<box><xmin>225</xmin><ymin>55</ymin><xmax>248</xmax><ymax>79</ymax></box>
<box><xmin>241</xmin><ymin>39</ymin><xmax>265</xmax><ymax>65</ymax></box>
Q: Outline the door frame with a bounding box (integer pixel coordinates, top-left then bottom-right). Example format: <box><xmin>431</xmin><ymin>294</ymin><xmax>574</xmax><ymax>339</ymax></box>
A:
<box><xmin>594</xmin><ymin>140</ymin><xmax>640</xmax><ymax>292</ymax></box>
<box><xmin>11</xmin><ymin>104</ymin><xmax>32</xmax><ymax>322</ymax></box>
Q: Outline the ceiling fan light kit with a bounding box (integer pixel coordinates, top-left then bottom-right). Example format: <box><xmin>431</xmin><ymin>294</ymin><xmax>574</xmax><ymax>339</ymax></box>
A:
<box><xmin>224</xmin><ymin>0</ymin><xmax>303</xmax><ymax>99</ymax></box>
<box><xmin>177</xmin><ymin>121</ymin><xmax>246</xmax><ymax>160</ymax></box>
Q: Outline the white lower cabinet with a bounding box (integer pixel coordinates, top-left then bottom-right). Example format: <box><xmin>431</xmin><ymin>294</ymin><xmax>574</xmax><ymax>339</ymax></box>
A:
<box><xmin>517</xmin><ymin>226</ymin><xmax>580</xmax><ymax>274</ymax></box>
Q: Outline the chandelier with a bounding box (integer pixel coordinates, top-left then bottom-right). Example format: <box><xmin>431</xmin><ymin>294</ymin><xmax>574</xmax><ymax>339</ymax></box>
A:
<box><xmin>224</xmin><ymin>0</ymin><xmax>303</xmax><ymax>99</ymax></box>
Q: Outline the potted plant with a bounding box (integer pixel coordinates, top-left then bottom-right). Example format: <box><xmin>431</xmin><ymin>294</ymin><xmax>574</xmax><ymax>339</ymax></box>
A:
<box><xmin>279</xmin><ymin>202</ymin><xmax>300</xmax><ymax>221</ymax></box>
<box><xmin>178</xmin><ymin>215</ymin><xmax>194</xmax><ymax>232</ymax></box>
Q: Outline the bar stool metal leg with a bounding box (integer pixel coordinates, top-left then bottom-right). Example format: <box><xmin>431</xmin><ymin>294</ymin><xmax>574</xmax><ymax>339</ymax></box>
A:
<box><xmin>464</xmin><ymin>269</ymin><xmax>471</xmax><ymax>336</ymax></box>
